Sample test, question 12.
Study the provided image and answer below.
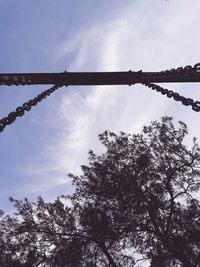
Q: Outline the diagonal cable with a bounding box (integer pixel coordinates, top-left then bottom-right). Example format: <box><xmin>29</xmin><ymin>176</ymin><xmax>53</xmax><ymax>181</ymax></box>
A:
<box><xmin>142</xmin><ymin>82</ymin><xmax>200</xmax><ymax>112</ymax></box>
<box><xmin>0</xmin><ymin>84</ymin><xmax>64</xmax><ymax>133</ymax></box>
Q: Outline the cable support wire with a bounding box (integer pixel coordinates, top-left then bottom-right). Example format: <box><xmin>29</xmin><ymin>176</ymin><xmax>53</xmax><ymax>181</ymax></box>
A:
<box><xmin>142</xmin><ymin>82</ymin><xmax>200</xmax><ymax>112</ymax></box>
<box><xmin>142</xmin><ymin>63</ymin><xmax>200</xmax><ymax>112</ymax></box>
<box><xmin>0</xmin><ymin>84</ymin><xmax>64</xmax><ymax>132</ymax></box>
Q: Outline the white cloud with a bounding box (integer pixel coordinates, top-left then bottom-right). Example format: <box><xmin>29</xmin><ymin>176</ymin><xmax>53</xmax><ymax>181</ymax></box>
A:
<box><xmin>20</xmin><ymin>0</ymin><xmax>200</xmax><ymax>198</ymax></box>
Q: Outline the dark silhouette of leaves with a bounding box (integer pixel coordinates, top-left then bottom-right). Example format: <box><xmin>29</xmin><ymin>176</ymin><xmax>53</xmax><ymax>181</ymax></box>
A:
<box><xmin>0</xmin><ymin>116</ymin><xmax>200</xmax><ymax>266</ymax></box>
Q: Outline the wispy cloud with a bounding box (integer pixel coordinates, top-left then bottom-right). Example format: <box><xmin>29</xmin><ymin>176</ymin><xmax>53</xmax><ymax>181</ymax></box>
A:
<box><xmin>17</xmin><ymin>0</ymin><xmax>200</xmax><ymax>200</ymax></box>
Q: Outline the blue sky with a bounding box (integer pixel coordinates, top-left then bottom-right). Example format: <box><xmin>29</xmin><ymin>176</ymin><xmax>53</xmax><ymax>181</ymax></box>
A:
<box><xmin>0</xmin><ymin>0</ymin><xmax>200</xmax><ymax>213</ymax></box>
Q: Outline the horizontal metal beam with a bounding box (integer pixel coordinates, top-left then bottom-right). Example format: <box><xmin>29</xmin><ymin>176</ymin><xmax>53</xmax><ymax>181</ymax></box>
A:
<box><xmin>1</xmin><ymin>71</ymin><xmax>200</xmax><ymax>86</ymax></box>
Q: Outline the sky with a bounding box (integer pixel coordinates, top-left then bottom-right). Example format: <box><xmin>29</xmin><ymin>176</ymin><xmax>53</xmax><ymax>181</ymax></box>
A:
<box><xmin>0</xmin><ymin>0</ymin><xmax>200</xmax><ymax>215</ymax></box>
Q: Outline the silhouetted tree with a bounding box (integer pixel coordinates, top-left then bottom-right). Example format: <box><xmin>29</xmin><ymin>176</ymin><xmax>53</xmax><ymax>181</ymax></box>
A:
<box><xmin>0</xmin><ymin>117</ymin><xmax>200</xmax><ymax>266</ymax></box>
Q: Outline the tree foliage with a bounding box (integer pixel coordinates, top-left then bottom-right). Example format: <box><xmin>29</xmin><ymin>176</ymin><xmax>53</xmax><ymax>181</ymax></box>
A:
<box><xmin>0</xmin><ymin>117</ymin><xmax>200</xmax><ymax>266</ymax></box>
